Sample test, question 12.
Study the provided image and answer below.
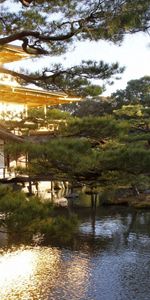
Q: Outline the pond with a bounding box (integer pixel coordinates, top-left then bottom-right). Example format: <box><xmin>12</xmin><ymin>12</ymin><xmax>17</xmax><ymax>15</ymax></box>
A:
<box><xmin>0</xmin><ymin>206</ymin><xmax>150</xmax><ymax>300</ymax></box>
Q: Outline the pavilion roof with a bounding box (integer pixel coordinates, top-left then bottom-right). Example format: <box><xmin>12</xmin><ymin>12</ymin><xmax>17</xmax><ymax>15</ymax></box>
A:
<box><xmin>0</xmin><ymin>45</ymin><xmax>81</xmax><ymax>106</ymax></box>
<box><xmin>0</xmin><ymin>44</ymin><xmax>29</xmax><ymax>64</ymax></box>
<box><xmin>0</xmin><ymin>83</ymin><xmax>81</xmax><ymax>106</ymax></box>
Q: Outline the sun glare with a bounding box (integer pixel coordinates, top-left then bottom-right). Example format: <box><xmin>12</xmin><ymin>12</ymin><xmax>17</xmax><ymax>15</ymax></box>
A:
<box><xmin>0</xmin><ymin>247</ymin><xmax>61</xmax><ymax>299</ymax></box>
<box><xmin>0</xmin><ymin>249</ymin><xmax>36</xmax><ymax>298</ymax></box>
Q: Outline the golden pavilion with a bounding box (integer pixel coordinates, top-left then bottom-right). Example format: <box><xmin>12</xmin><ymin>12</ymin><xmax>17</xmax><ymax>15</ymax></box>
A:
<box><xmin>0</xmin><ymin>44</ymin><xmax>81</xmax><ymax>115</ymax></box>
<box><xmin>0</xmin><ymin>44</ymin><xmax>81</xmax><ymax>179</ymax></box>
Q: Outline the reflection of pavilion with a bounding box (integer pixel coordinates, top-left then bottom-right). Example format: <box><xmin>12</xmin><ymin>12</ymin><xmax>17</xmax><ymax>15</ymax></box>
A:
<box><xmin>0</xmin><ymin>45</ymin><xmax>81</xmax><ymax>178</ymax></box>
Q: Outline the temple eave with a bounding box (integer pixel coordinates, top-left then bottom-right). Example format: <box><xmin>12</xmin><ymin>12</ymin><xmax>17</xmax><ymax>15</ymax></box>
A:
<box><xmin>0</xmin><ymin>44</ymin><xmax>82</xmax><ymax>107</ymax></box>
<box><xmin>0</xmin><ymin>84</ymin><xmax>81</xmax><ymax>106</ymax></box>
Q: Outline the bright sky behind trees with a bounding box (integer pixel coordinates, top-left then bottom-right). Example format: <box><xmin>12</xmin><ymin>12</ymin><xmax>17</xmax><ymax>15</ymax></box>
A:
<box><xmin>3</xmin><ymin>0</ymin><xmax>149</xmax><ymax>97</ymax></box>
<box><xmin>71</xmin><ymin>32</ymin><xmax>150</xmax><ymax>96</ymax></box>
<box><xmin>11</xmin><ymin>31</ymin><xmax>150</xmax><ymax>96</ymax></box>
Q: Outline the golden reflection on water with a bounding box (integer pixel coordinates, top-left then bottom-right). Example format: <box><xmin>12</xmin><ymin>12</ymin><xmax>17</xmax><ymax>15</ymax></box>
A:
<box><xmin>0</xmin><ymin>247</ymin><xmax>61</xmax><ymax>300</ymax></box>
<box><xmin>58</xmin><ymin>256</ymin><xmax>90</xmax><ymax>300</ymax></box>
<box><xmin>0</xmin><ymin>246</ymin><xmax>90</xmax><ymax>300</ymax></box>
<box><xmin>0</xmin><ymin>247</ymin><xmax>89</xmax><ymax>300</ymax></box>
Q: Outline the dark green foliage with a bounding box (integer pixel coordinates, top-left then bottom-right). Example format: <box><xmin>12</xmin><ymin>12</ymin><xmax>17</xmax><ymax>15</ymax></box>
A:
<box><xmin>96</xmin><ymin>147</ymin><xmax>150</xmax><ymax>174</ymax></box>
<box><xmin>56</xmin><ymin>98</ymin><xmax>114</xmax><ymax>117</ymax></box>
<box><xmin>62</xmin><ymin>115</ymin><xmax>127</xmax><ymax>138</ymax></box>
<box><xmin>0</xmin><ymin>185</ymin><xmax>78</xmax><ymax>243</ymax></box>
<box><xmin>4</xmin><ymin>89</ymin><xmax>149</xmax><ymax>190</ymax></box>
<box><xmin>112</xmin><ymin>76</ymin><xmax>150</xmax><ymax>106</ymax></box>
<box><xmin>4</xmin><ymin>114</ymin><xmax>126</xmax><ymax>180</ymax></box>
<box><xmin>46</xmin><ymin>109</ymin><xmax>71</xmax><ymax>120</ymax></box>
<box><xmin>0</xmin><ymin>185</ymin><xmax>52</xmax><ymax>228</ymax></box>
<box><xmin>39</xmin><ymin>215</ymin><xmax>79</xmax><ymax>243</ymax></box>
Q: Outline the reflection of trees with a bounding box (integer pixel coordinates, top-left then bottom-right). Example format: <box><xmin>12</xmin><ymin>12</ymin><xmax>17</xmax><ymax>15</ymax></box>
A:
<box><xmin>75</xmin><ymin>208</ymin><xmax>150</xmax><ymax>253</ymax></box>
<box><xmin>124</xmin><ymin>210</ymin><xmax>138</xmax><ymax>243</ymax></box>
<box><xmin>124</xmin><ymin>210</ymin><xmax>150</xmax><ymax>239</ymax></box>
<box><xmin>1</xmin><ymin>205</ymin><xmax>150</xmax><ymax>253</ymax></box>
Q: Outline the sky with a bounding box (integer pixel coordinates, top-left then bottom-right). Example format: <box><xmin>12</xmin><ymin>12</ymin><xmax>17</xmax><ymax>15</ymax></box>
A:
<box><xmin>11</xmin><ymin>31</ymin><xmax>150</xmax><ymax>96</ymax></box>
<box><xmin>69</xmin><ymin>32</ymin><xmax>150</xmax><ymax>96</ymax></box>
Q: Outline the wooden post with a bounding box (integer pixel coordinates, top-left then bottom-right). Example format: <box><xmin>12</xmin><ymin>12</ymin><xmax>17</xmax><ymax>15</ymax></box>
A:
<box><xmin>3</xmin><ymin>168</ymin><xmax>5</xmax><ymax>179</ymax></box>
<box><xmin>28</xmin><ymin>178</ymin><xmax>32</xmax><ymax>195</ymax></box>
<box><xmin>44</xmin><ymin>105</ymin><xmax>47</xmax><ymax>118</ymax></box>
<box><xmin>25</xmin><ymin>104</ymin><xmax>28</xmax><ymax>118</ymax></box>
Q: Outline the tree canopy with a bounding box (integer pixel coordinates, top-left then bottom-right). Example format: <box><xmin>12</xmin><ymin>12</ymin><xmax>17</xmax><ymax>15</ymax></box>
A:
<box><xmin>1</xmin><ymin>1</ymin><xmax>150</xmax><ymax>196</ymax></box>
<box><xmin>2</xmin><ymin>78</ymin><xmax>149</xmax><ymax>199</ymax></box>
<box><xmin>1</xmin><ymin>0</ymin><xmax>150</xmax><ymax>96</ymax></box>
<box><xmin>112</xmin><ymin>76</ymin><xmax>150</xmax><ymax>106</ymax></box>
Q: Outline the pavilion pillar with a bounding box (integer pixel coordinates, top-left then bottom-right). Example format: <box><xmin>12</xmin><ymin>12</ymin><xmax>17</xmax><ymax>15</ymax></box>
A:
<box><xmin>25</xmin><ymin>104</ymin><xmax>28</xmax><ymax>118</ymax></box>
<box><xmin>44</xmin><ymin>104</ymin><xmax>47</xmax><ymax>117</ymax></box>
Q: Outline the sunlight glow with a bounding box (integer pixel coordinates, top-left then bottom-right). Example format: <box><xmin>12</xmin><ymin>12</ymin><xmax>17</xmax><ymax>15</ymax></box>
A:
<box><xmin>0</xmin><ymin>102</ymin><xmax>25</xmax><ymax>117</ymax></box>
<box><xmin>0</xmin><ymin>249</ymin><xmax>35</xmax><ymax>283</ymax></box>
<box><xmin>0</xmin><ymin>74</ymin><xmax>26</xmax><ymax>118</ymax></box>
<box><xmin>0</xmin><ymin>247</ymin><xmax>60</xmax><ymax>300</ymax></box>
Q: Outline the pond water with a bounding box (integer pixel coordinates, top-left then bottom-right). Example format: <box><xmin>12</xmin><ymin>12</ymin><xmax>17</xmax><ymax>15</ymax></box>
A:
<box><xmin>0</xmin><ymin>207</ymin><xmax>150</xmax><ymax>300</ymax></box>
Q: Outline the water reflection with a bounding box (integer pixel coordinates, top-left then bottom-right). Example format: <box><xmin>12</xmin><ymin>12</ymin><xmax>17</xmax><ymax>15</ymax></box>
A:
<box><xmin>0</xmin><ymin>247</ymin><xmax>61</xmax><ymax>300</ymax></box>
<box><xmin>0</xmin><ymin>208</ymin><xmax>150</xmax><ymax>300</ymax></box>
<box><xmin>0</xmin><ymin>246</ymin><xmax>90</xmax><ymax>300</ymax></box>
<box><xmin>0</xmin><ymin>249</ymin><xmax>35</xmax><ymax>299</ymax></box>
<box><xmin>21</xmin><ymin>180</ymin><xmax>69</xmax><ymax>206</ymax></box>
<box><xmin>80</xmin><ymin>218</ymin><xmax>125</xmax><ymax>238</ymax></box>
